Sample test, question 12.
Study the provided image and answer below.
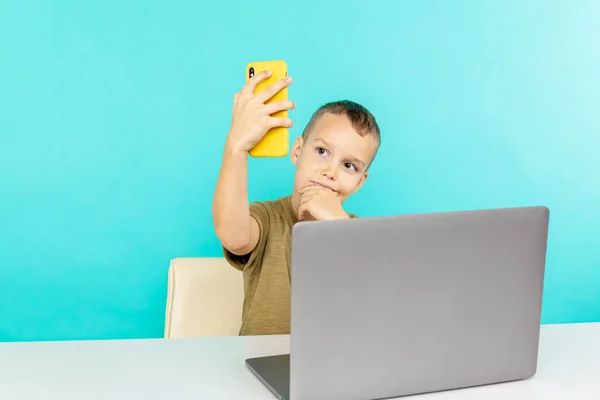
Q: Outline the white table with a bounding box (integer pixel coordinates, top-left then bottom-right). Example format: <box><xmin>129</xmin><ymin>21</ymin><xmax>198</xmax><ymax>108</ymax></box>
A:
<box><xmin>0</xmin><ymin>322</ymin><xmax>598</xmax><ymax>399</ymax></box>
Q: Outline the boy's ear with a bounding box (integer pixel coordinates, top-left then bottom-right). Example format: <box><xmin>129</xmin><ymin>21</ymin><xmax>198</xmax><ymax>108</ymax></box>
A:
<box><xmin>352</xmin><ymin>171</ymin><xmax>369</xmax><ymax>194</ymax></box>
<box><xmin>290</xmin><ymin>136</ymin><xmax>304</xmax><ymax>165</ymax></box>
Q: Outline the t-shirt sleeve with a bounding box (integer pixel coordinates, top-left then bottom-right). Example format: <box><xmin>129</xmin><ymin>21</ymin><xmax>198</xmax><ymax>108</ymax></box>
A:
<box><xmin>222</xmin><ymin>202</ymin><xmax>270</xmax><ymax>272</ymax></box>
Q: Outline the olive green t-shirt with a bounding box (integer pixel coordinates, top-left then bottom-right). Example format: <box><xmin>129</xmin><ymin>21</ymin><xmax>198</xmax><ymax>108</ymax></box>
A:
<box><xmin>223</xmin><ymin>196</ymin><xmax>297</xmax><ymax>336</ymax></box>
<box><xmin>223</xmin><ymin>195</ymin><xmax>355</xmax><ymax>336</ymax></box>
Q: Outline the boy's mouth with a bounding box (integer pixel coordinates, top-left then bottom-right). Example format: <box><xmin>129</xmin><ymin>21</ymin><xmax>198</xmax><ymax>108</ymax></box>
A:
<box><xmin>310</xmin><ymin>180</ymin><xmax>337</xmax><ymax>194</ymax></box>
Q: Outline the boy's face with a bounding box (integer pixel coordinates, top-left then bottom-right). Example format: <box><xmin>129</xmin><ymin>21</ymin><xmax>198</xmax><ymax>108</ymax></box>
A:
<box><xmin>290</xmin><ymin>113</ymin><xmax>378</xmax><ymax>204</ymax></box>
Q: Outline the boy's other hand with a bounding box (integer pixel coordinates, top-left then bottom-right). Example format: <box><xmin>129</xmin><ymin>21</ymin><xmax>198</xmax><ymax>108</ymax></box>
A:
<box><xmin>227</xmin><ymin>70</ymin><xmax>295</xmax><ymax>153</ymax></box>
<box><xmin>298</xmin><ymin>184</ymin><xmax>349</xmax><ymax>221</ymax></box>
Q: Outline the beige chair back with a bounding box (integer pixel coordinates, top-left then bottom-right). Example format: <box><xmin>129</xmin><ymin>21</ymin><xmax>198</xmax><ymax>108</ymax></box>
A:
<box><xmin>164</xmin><ymin>257</ymin><xmax>243</xmax><ymax>338</ymax></box>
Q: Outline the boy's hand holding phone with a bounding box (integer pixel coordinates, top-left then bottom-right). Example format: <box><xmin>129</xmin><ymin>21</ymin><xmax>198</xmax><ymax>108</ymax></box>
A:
<box><xmin>227</xmin><ymin>70</ymin><xmax>295</xmax><ymax>154</ymax></box>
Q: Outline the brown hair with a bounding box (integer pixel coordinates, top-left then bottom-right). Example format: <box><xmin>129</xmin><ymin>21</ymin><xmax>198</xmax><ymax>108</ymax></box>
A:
<box><xmin>302</xmin><ymin>100</ymin><xmax>381</xmax><ymax>166</ymax></box>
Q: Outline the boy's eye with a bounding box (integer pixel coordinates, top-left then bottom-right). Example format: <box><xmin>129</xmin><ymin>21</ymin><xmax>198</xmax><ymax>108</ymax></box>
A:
<box><xmin>344</xmin><ymin>162</ymin><xmax>357</xmax><ymax>172</ymax></box>
<box><xmin>316</xmin><ymin>147</ymin><xmax>329</xmax><ymax>156</ymax></box>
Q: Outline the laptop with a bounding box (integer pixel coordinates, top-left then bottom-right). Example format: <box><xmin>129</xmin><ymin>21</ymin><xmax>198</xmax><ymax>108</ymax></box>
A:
<box><xmin>246</xmin><ymin>206</ymin><xmax>549</xmax><ymax>399</ymax></box>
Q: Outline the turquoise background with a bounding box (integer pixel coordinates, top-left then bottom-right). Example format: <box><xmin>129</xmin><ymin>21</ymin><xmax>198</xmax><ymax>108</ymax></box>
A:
<box><xmin>1</xmin><ymin>0</ymin><xmax>599</xmax><ymax>342</ymax></box>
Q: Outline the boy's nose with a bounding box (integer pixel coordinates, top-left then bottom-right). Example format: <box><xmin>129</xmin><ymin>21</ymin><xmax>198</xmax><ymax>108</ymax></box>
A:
<box><xmin>321</xmin><ymin>167</ymin><xmax>337</xmax><ymax>181</ymax></box>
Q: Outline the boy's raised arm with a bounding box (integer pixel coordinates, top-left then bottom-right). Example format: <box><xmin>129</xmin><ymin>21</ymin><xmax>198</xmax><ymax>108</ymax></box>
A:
<box><xmin>212</xmin><ymin>71</ymin><xmax>294</xmax><ymax>256</ymax></box>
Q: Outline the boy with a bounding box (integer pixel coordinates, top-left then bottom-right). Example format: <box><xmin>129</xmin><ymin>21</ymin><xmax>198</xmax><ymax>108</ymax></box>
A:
<box><xmin>212</xmin><ymin>69</ymin><xmax>381</xmax><ymax>336</ymax></box>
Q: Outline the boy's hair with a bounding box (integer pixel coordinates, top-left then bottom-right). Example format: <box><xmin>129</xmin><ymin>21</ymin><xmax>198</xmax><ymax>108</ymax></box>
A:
<box><xmin>302</xmin><ymin>100</ymin><xmax>381</xmax><ymax>146</ymax></box>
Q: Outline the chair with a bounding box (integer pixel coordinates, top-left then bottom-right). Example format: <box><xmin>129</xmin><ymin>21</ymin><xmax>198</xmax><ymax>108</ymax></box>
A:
<box><xmin>164</xmin><ymin>257</ymin><xmax>243</xmax><ymax>338</ymax></box>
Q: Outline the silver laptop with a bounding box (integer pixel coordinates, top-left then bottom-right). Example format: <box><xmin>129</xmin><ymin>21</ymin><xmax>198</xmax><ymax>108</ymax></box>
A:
<box><xmin>246</xmin><ymin>206</ymin><xmax>549</xmax><ymax>399</ymax></box>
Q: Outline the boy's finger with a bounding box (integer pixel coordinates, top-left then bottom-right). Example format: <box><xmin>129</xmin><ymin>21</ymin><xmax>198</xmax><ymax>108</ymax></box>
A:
<box><xmin>297</xmin><ymin>204</ymin><xmax>307</xmax><ymax>220</ymax></box>
<box><xmin>299</xmin><ymin>185</ymin><xmax>319</xmax><ymax>195</ymax></box>
<box><xmin>299</xmin><ymin>183</ymin><xmax>314</xmax><ymax>192</ymax></box>
<box><xmin>299</xmin><ymin>191</ymin><xmax>316</xmax><ymax>202</ymax></box>
<box><xmin>241</xmin><ymin>70</ymin><xmax>272</xmax><ymax>96</ymax></box>
<box><xmin>267</xmin><ymin>117</ymin><xmax>294</xmax><ymax>129</ymax></box>
<box><xmin>303</xmin><ymin>184</ymin><xmax>331</xmax><ymax>194</ymax></box>
<box><xmin>254</xmin><ymin>76</ymin><xmax>292</xmax><ymax>104</ymax></box>
<box><xmin>264</xmin><ymin>100</ymin><xmax>295</xmax><ymax>115</ymax></box>
<box><xmin>301</xmin><ymin>181</ymin><xmax>322</xmax><ymax>190</ymax></box>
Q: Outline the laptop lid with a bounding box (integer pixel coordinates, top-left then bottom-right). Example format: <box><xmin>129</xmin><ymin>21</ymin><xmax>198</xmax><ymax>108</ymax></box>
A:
<box><xmin>289</xmin><ymin>206</ymin><xmax>549</xmax><ymax>399</ymax></box>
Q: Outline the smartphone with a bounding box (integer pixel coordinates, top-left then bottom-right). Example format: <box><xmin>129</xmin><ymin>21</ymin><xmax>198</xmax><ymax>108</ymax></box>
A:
<box><xmin>246</xmin><ymin>60</ymin><xmax>289</xmax><ymax>158</ymax></box>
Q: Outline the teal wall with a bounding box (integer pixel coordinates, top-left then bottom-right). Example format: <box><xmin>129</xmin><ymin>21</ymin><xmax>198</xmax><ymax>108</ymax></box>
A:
<box><xmin>1</xmin><ymin>0</ymin><xmax>599</xmax><ymax>341</ymax></box>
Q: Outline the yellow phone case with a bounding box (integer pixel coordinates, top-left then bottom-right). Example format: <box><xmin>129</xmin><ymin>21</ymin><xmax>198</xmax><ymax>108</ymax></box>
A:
<box><xmin>246</xmin><ymin>60</ymin><xmax>289</xmax><ymax>158</ymax></box>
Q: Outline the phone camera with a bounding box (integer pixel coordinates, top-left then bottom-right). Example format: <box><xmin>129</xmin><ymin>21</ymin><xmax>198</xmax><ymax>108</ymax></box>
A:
<box><xmin>249</xmin><ymin>67</ymin><xmax>254</xmax><ymax>78</ymax></box>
